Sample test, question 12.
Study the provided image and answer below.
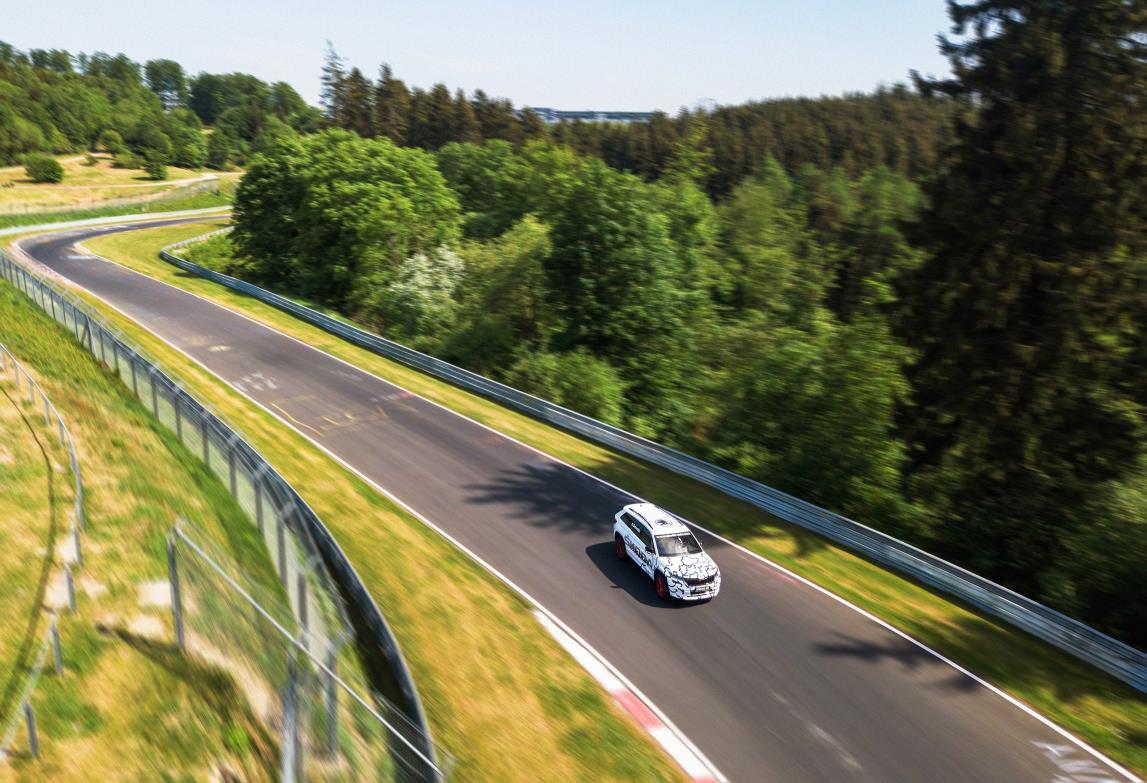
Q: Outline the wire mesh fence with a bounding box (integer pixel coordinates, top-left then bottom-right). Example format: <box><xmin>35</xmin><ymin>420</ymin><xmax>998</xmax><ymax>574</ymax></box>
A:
<box><xmin>0</xmin><ymin>342</ymin><xmax>84</xmax><ymax>762</ymax></box>
<box><xmin>171</xmin><ymin>521</ymin><xmax>447</xmax><ymax>782</ymax></box>
<box><xmin>0</xmin><ymin>246</ymin><xmax>446</xmax><ymax>780</ymax></box>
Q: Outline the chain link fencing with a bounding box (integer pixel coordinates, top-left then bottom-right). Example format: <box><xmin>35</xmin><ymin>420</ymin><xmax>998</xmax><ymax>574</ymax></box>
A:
<box><xmin>161</xmin><ymin>229</ymin><xmax>1147</xmax><ymax>692</ymax></box>
<box><xmin>0</xmin><ymin>245</ymin><xmax>448</xmax><ymax>781</ymax></box>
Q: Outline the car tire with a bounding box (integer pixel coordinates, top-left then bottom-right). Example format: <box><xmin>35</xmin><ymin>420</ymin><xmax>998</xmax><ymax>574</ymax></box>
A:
<box><xmin>614</xmin><ymin>534</ymin><xmax>627</xmax><ymax>560</ymax></box>
<box><xmin>654</xmin><ymin>571</ymin><xmax>670</xmax><ymax>601</ymax></box>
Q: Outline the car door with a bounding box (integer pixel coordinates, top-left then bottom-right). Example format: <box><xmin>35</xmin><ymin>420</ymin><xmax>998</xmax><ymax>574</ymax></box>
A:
<box><xmin>632</xmin><ymin>518</ymin><xmax>656</xmax><ymax>577</ymax></box>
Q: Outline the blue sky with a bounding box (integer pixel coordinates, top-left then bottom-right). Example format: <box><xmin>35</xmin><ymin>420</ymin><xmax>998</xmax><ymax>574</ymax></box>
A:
<box><xmin>6</xmin><ymin>0</ymin><xmax>953</xmax><ymax>111</ymax></box>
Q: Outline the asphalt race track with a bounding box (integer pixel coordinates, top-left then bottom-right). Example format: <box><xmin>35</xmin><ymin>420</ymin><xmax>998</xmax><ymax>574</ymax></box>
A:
<box><xmin>19</xmin><ymin>219</ymin><xmax>1136</xmax><ymax>783</ymax></box>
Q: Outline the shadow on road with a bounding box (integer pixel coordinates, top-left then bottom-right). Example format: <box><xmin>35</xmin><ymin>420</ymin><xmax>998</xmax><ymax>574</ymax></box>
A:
<box><xmin>585</xmin><ymin>541</ymin><xmax>697</xmax><ymax>609</ymax></box>
<box><xmin>464</xmin><ymin>460</ymin><xmax>625</xmax><ymax>534</ymax></box>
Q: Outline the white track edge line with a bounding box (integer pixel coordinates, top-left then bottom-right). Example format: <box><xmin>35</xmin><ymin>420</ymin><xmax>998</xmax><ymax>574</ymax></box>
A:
<box><xmin>25</xmin><ymin>226</ymin><xmax>1142</xmax><ymax>782</ymax></box>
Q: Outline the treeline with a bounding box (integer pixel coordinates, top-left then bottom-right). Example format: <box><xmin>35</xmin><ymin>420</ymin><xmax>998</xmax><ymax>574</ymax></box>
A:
<box><xmin>211</xmin><ymin>1</ymin><xmax>1147</xmax><ymax>648</ymax></box>
<box><xmin>0</xmin><ymin>42</ymin><xmax>319</xmax><ymax>170</ymax></box>
<box><xmin>321</xmin><ymin>48</ymin><xmax>956</xmax><ymax>197</ymax></box>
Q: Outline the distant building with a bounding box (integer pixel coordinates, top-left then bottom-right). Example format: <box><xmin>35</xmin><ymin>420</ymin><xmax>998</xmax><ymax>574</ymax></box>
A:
<box><xmin>526</xmin><ymin>107</ymin><xmax>658</xmax><ymax>124</ymax></box>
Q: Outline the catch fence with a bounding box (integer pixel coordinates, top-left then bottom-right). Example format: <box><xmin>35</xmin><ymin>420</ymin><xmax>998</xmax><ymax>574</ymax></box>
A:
<box><xmin>162</xmin><ymin>229</ymin><xmax>1147</xmax><ymax>693</ymax></box>
<box><xmin>0</xmin><ymin>245</ymin><xmax>446</xmax><ymax>781</ymax></box>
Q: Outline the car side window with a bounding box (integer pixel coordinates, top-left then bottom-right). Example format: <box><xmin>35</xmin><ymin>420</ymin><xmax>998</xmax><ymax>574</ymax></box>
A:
<box><xmin>635</xmin><ymin>522</ymin><xmax>653</xmax><ymax>549</ymax></box>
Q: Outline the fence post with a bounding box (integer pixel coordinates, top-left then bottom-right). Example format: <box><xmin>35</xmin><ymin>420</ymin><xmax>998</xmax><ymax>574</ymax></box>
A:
<box><xmin>23</xmin><ymin>702</ymin><xmax>39</xmax><ymax>760</ymax></box>
<box><xmin>277</xmin><ymin>512</ymin><xmax>287</xmax><ymax>586</ymax></box>
<box><xmin>297</xmin><ymin>573</ymin><xmax>308</xmax><ymax>638</ymax></box>
<box><xmin>130</xmin><ymin>355</ymin><xmax>138</xmax><ymax>398</ymax></box>
<box><xmin>150</xmin><ymin>372</ymin><xmax>158</xmax><ymax>417</ymax></box>
<box><xmin>168</xmin><ymin>535</ymin><xmax>185</xmax><ymax>653</ymax></box>
<box><xmin>228</xmin><ymin>445</ymin><xmax>237</xmax><ymax>496</ymax></box>
<box><xmin>255</xmin><ymin>479</ymin><xmax>264</xmax><ymax>536</ymax></box>
<box><xmin>64</xmin><ymin>564</ymin><xmax>76</xmax><ymax>614</ymax></box>
<box><xmin>174</xmin><ymin>394</ymin><xmax>182</xmax><ymax>441</ymax></box>
<box><xmin>51</xmin><ymin>622</ymin><xmax>63</xmax><ymax>676</ymax></box>
<box><xmin>71</xmin><ymin>524</ymin><xmax>82</xmax><ymax>568</ymax></box>
<box><xmin>201</xmin><ymin>417</ymin><xmax>209</xmax><ymax>464</ymax></box>
<box><xmin>281</xmin><ymin>653</ymin><xmax>301</xmax><ymax>783</ymax></box>
<box><xmin>325</xmin><ymin>647</ymin><xmax>339</xmax><ymax>757</ymax></box>
<box><xmin>42</xmin><ymin>392</ymin><xmax>51</xmax><ymax>426</ymax></box>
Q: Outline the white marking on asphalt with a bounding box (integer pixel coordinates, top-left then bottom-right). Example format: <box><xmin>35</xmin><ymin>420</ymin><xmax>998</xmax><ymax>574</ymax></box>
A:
<box><xmin>44</xmin><ymin>233</ymin><xmax>1142</xmax><ymax>783</ymax></box>
<box><xmin>1035</xmin><ymin>743</ymin><xmax>1124</xmax><ymax>782</ymax></box>
<box><xmin>207</xmin><ymin>344</ymin><xmax>230</xmax><ymax>352</ymax></box>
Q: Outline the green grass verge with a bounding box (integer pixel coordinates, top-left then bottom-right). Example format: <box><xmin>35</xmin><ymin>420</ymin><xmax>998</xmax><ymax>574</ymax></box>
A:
<box><xmin>0</xmin><ymin>281</ymin><xmax>282</xmax><ymax>782</ymax></box>
<box><xmin>67</xmin><ymin>220</ymin><xmax>1147</xmax><ymax>777</ymax></box>
<box><xmin>0</xmin><ymin>376</ymin><xmax>58</xmax><ymax>686</ymax></box>
<box><xmin>16</xmin><ymin>224</ymin><xmax>687</xmax><ymax>782</ymax></box>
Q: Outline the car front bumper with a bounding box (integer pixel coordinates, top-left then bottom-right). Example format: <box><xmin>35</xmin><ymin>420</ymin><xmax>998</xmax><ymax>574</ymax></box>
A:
<box><xmin>668</xmin><ymin>574</ymin><xmax>721</xmax><ymax>601</ymax></box>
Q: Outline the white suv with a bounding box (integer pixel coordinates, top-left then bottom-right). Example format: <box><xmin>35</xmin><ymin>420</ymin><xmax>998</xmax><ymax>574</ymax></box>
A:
<box><xmin>613</xmin><ymin>503</ymin><xmax>721</xmax><ymax>601</ymax></box>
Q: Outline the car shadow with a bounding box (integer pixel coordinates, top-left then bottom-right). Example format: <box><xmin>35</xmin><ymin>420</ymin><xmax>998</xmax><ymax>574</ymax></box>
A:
<box><xmin>585</xmin><ymin>541</ymin><xmax>697</xmax><ymax>609</ymax></box>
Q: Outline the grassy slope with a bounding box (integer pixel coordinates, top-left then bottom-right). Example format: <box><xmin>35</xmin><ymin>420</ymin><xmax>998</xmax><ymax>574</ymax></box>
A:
<box><xmin>0</xmin><ymin>376</ymin><xmax>58</xmax><ymax>686</ymax></box>
<box><xmin>0</xmin><ymin>282</ymin><xmax>282</xmax><ymax>782</ymax></box>
<box><xmin>72</xmin><ymin>220</ymin><xmax>1147</xmax><ymax>777</ymax></box>
<box><xmin>19</xmin><ymin>225</ymin><xmax>687</xmax><ymax>782</ymax></box>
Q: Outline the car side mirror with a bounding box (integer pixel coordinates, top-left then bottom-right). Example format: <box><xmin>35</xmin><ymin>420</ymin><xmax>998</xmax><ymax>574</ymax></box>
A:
<box><xmin>644</xmin><ymin>545</ymin><xmax>653</xmax><ymax>554</ymax></box>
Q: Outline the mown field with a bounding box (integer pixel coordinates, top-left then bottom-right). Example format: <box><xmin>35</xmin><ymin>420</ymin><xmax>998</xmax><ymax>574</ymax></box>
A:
<box><xmin>75</xmin><ymin>220</ymin><xmax>1147</xmax><ymax>778</ymax></box>
<box><xmin>0</xmin><ymin>155</ymin><xmax>241</xmax><ymax>223</ymax></box>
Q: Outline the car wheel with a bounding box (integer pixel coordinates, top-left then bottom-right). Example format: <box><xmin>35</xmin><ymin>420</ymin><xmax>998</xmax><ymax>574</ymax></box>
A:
<box><xmin>654</xmin><ymin>571</ymin><xmax>670</xmax><ymax>601</ymax></box>
<box><xmin>614</xmin><ymin>534</ymin><xmax>627</xmax><ymax>560</ymax></box>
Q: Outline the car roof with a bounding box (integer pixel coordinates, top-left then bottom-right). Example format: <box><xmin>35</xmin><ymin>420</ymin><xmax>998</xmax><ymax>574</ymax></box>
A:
<box><xmin>623</xmin><ymin>503</ymin><xmax>692</xmax><ymax>536</ymax></box>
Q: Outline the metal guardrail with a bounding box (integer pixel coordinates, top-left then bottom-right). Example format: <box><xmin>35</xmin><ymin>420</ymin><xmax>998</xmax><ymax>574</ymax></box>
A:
<box><xmin>0</xmin><ymin>246</ymin><xmax>443</xmax><ymax>781</ymax></box>
<box><xmin>162</xmin><ymin>229</ymin><xmax>1147</xmax><ymax>693</ymax></box>
<box><xmin>0</xmin><ymin>342</ymin><xmax>85</xmax><ymax>759</ymax></box>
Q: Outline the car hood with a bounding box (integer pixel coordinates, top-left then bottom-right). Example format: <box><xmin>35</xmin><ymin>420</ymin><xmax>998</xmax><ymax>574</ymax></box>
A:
<box><xmin>661</xmin><ymin>553</ymin><xmax>718</xmax><ymax>580</ymax></box>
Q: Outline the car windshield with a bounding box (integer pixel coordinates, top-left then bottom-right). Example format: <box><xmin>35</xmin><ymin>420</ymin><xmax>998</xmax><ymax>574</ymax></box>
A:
<box><xmin>656</xmin><ymin>533</ymin><xmax>703</xmax><ymax>557</ymax></box>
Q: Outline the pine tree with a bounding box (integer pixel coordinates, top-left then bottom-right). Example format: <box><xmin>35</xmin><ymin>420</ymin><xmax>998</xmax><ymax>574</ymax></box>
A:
<box><xmin>453</xmin><ymin>89</ymin><xmax>480</xmax><ymax>143</ymax></box>
<box><xmin>319</xmin><ymin>41</ymin><xmax>346</xmax><ymax>121</ymax></box>
<box><xmin>373</xmin><ymin>64</ymin><xmax>411</xmax><ymax>145</ymax></box>
<box><xmin>900</xmin><ymin>0</ymin><xmax>1147</xmax><ymax>587</ymax></box>
<box><xmin>340</xmin><ymin>67</ymin><xmax>375</xmax><ymax>137</ymax></box>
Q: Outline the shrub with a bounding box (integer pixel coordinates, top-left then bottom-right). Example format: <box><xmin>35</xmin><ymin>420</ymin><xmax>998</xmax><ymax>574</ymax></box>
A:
<box><xmin>143</xmin><ymin>154</ymin><xmax>168</xmax><ymax>181</ymax></box>
<box><xmin>23</xmin><ymin>153</ymin><xmax>64</xmax><ymax>183</ymax></box>
<box><xmin>83</xmin><ymin>153</ymin><xmax>99</xmax><ymax>166</ymax></box>
<box><xmin>111</xmin><ymin>152</ymin><xmax>143</xmax><ymax>169</ymax></box>
<box><xmin>97</xmin><ymin>129</ymin><xmax>125</xmax><ymax>154</ymax></box>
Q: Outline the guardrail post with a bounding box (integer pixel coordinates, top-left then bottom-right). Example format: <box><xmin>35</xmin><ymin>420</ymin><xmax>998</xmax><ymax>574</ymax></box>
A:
<box><xmin>23</xmin><ymin>702</ymin><xmax>39</xmax><ymax>760</ymax></box>
<box><xmin>168</xmin><ymin>535</ymin><xmax>185</xmax><ymax>653</ymax></box>
<box><xmin>51</xmin><ymin>622</ymin><xmax>63</xmax><ymax>675</ymax></box>
<box><xmin>71</xmin><ymin>524</ymin><xmax>82</xmax><ymax>568</ymax></box>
